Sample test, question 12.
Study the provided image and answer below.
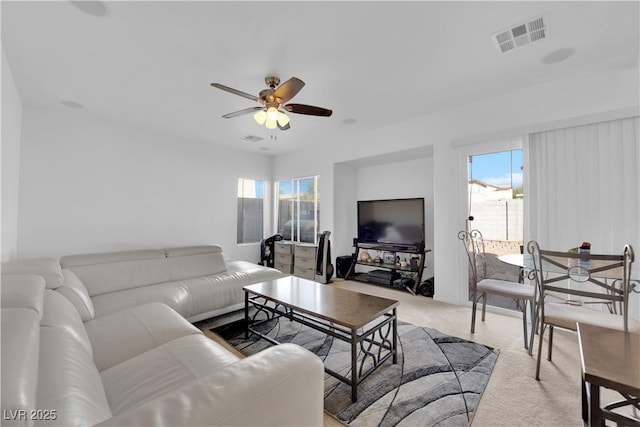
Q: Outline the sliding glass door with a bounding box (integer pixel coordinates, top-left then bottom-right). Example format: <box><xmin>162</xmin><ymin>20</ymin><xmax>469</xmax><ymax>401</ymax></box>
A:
<box><xmin>466</xmin><ymin>145</ymin><xmax>524</xmax><ymax>310</ymax></box>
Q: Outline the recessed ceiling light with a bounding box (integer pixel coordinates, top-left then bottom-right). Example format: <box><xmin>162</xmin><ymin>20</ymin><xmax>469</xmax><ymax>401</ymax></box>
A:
<box><xmin>61</xmin><ymin>100</ymin><xmax>85</xmax><ymax>109</ymax></box>
<box><xmin>542</xmin><ymin>48</ymin><xmax>576</xmax><ymax>65</ymax></box>
<box><xmin>342</xmin><ymin>118</ymin><xmax>357</xmax><ymax>125</ymax></box>
<box><xmin>70</xmin><ymin>1</ymin><xmax>109</xmax><ymax>17</ymax></box>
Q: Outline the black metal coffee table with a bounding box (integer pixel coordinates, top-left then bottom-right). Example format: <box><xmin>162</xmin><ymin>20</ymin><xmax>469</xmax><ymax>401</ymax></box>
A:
<box><xmin>244</xmin><ymin>276</ymin><xmax>399</xmax><ymax>402</ymax></box>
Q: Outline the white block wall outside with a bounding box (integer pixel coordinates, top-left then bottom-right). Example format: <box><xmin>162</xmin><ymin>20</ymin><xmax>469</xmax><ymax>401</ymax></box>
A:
<box><xmin>470</xmin><ymin>199</ymin><xmax>523</xmax><ymax>242</ymax></box>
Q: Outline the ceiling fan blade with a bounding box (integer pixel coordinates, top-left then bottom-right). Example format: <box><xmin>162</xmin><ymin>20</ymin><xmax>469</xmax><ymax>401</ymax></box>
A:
<box><xmin>210</xmin><ymin>83</ymin><xmax>258</xmax><ymax>102</ymax></box>
<box><xmin>222</xmin><ymin>106</ymin><xmax>263</xmax><ymax>119</ymax></box>
<box><xmin>273</xmin><ymin>77</ymin><xmax>305</xmax><ymax>103</ymax></box>
<box><xmin>284</xmin><ymin>103</ymin><xmax>333</xmax><ymax>117</ymax></box>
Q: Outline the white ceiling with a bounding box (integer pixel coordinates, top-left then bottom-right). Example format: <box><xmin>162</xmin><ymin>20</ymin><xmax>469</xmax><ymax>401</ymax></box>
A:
<box><xmin>2</xmin><ymin>1</ymin><xmax>639</xmax><ymax>155</ymax></box>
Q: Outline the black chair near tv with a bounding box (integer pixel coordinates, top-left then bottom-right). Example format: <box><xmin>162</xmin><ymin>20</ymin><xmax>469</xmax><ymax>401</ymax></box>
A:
<box><xmin>258</xmin><ymin>234</ymin><xmax>283</xmax><ymax>268</ymax></box>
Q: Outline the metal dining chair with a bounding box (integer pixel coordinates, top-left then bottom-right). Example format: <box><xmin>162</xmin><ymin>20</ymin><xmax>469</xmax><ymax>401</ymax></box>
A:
<box><xmin>527</xmin><ymin>240</ymin><xmax>637</xmax><ymax>380</ymax></box>
<box><xmin>458</xmin><ymin>229</ymin><xmax>537</xmax><ymax>354</ymax></box>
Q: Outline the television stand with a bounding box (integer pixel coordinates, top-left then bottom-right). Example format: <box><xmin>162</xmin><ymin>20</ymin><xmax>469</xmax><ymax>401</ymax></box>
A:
<box><xmin>345</xmin><ymin>241</ymin><xmax>430</xmax><ymax>295</ymax></box>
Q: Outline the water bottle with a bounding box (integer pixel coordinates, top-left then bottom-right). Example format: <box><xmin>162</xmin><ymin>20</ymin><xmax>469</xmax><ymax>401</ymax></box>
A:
<box><xmin>579</xmin><ymin>242</ymin><xmax>591</xmax><ymax>268</ymax></box>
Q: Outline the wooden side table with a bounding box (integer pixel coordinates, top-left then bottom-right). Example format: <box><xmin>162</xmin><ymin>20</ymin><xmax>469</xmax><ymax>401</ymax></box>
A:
<box><xmin>577</xmin><ymin>323</ymin><xmax>640</xmax><ymax>426</ymax></box>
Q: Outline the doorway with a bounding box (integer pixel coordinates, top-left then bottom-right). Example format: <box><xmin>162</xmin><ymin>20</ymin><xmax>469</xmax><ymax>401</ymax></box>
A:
<box><xmin>467</xmin><ymin>148</ymin><xmax>524</xmax><ymax>310</ymax></box>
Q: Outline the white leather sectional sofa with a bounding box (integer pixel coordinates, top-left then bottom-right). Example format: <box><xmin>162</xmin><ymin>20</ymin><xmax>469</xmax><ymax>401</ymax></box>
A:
<box><xmin>62</xmin><ymin>245</ymin><xmax>290</xmax><ymax>321</ymax></box>
<box><xmin>1</xmin><ymin>245</ymin><xmax>325</xmax><ymax>426</ymax></box>
<box><xmin>5</xmin><ymin>245</ymin><xmax>285</xmax><ymax>321</ymax></box>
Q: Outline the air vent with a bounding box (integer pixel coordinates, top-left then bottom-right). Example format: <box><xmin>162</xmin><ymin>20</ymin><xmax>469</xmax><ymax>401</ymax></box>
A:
<box><xmin>242</xmin><ymin>135</ymin><xmax>264</xmax><ymax>143</ymax></box>
<box><xmin>492</xmin><ymin>16</ymin><xmax>547</xmax><ymax>54</ymax></box>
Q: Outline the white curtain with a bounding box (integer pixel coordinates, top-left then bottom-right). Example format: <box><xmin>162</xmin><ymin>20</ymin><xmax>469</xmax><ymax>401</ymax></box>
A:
<box><xmin>528</xmin><ymin>116</ymin><xmax>639</xmax><ymax>253</ymax></box>
<box><xmin>527</xmin><ymin>116</ymin><xmax>640</xmax><ymax>320</ymax></box>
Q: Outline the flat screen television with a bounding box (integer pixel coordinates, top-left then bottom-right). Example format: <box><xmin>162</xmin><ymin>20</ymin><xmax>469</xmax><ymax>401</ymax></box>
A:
<box><xmin>357</xmin><ymin>198</ymin><xmax>425</xmax><ymax>248</ymax></box>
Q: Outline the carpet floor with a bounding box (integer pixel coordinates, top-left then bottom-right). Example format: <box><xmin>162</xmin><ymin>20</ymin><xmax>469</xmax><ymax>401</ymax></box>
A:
<box><xmin>215</xmin><ymin>316</ymin><xmax>498</xmax><ymax>426</ymax></box>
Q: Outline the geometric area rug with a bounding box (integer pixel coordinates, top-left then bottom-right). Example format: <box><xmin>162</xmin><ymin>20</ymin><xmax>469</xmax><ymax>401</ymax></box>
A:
<box><xmin>214</xmin><ymin>316</ymin><xmax>499</xmax><ymax>427</ymax></box>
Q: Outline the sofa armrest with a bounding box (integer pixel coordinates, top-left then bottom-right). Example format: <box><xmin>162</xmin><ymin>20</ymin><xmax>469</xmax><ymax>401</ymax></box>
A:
<box><xmin>1</xmin><ymin>259</ymin><xmax>63</xmax><ymax>289</ymax></box>
<box><xmin>96</xmin><ymin>343</ymin><xmax>324</xmax><ymax>427</ymax></box>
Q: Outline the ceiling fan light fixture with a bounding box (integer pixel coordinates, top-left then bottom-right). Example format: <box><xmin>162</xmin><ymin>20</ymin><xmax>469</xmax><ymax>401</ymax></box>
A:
<box><xmin>266</xmin><ymin>107</ymin><xmax>279</xmax><ymax>121</ymax></box>
<box><xmin>265</xmin><ymin>118</ymin><xmax>278</xmax><ymax>130</ymax></box>
<box><xmin>253</xmin><ymin>109</ymin><xmax>267</xmax><ymax>125</ymax></box>
<box><xmin>255</xmin><ymin>107</ymin><xmax>289</xmax><ymax>129</ymax></box>
<box><xmin>277</xmin><ymin>111</ymin><xmax>290</xmax><ymax>127</ymax></box>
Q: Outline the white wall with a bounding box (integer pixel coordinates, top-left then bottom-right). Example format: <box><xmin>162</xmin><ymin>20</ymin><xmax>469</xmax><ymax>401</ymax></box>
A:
<box><xmin>17</xmin><ymin>107</ymin><xmax>272</xmax><ymax>261</ymax></box>
<box><xmin>354</xmin><ymin>157</ymin><xmax>435</xmax><ymax>279</ymax></box>
<box><xmin>332</xmin><ymin>162</ymin><xmax>357</xmax><ymax>258</ymax></box>
<box><xmin>1</xmin><ymin>47</ymin><xmax>23</xmax><ymax>262</ymax></box>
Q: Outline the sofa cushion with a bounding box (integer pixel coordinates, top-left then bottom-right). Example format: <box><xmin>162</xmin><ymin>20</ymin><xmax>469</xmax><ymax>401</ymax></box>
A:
<box><xmin>163</xmin><ymin>245</ymin><xmax>223</xmax><ymax>257</ymax></box>
<box><xmin>61</xmin><ymin>249</ymin><xmax>170</xmax><ymax>297</ymax></box>
<box><xmin>1</xmin><ymin>308</ymin><xmax>40</xmax><ymax>425</ymax></box>
<box><xmin>89</xmin><ymin>281</ymin><xmax>190</xmax><ymax>319</ymax></box>
<box><xmin>1</xmin><ymin>259</ymin><xmax>63</xmax><ymax>289</ymax></box>
<box><xmin>84</xmin><ymin>302</ymin><xmax>202</xmax><ymax>371</ymax></box>
<box><xmin>38</xmin><ymin>325</ymin><xmax>112</xmax><ymax>426</ymax></box>
<box><xmin>56</xmin><ymin>269</ymin><xmax>95</xmax><ymax>321</ymax></box>
<box><xmin>89</xmin><ymin>260</ymin><xmax>284</xmax><ymax>320</ymax></box>
<box><xmin>41</xmin><ymin>290</ymin><xmax>93</xmax><ymax>358</ymax></box>
<box><xmin>170</xmin><ymin>261</ymin><xmax>285</xmax><ymax>319</ymax></box>
<box><xmin>164</xmin><ymin>245</ymin><xmax>227</xmax><ymax>281</ymax></box>
<box><xmin>100</xmin><ymin>334</ymin><xmax>240</xmax><ymax>415</ymax></box>
<box><xmin>60</xmin><ymin>249</ymin><xmax>165</xmax><ymax>267</ymax></box>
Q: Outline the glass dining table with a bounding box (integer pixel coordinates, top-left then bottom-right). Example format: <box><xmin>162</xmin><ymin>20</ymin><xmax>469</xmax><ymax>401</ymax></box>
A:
<box><xmin>498</xmin><ymin>253</ymin><xmax>640</xmax><ymax>282</ymax></box>
<box><xmin>499</xmin><ymin>252</ymin><xmax>639</xmax><ymax>317</ymax></box>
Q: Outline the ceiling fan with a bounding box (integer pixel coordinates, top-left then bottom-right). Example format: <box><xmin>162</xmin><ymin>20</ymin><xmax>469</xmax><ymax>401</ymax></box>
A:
<box><xmin>210</xmin><ymin>76</ymin><xmax>332</xmax><ymax>131</ymax></box>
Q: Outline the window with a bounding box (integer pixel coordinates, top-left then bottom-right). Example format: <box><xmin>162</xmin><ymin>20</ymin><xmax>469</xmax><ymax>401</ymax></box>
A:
<box><xmin>237</xmin><ymin>178</ymin><xmax>265</xmax><ymax>244</ymax></box>
<box><xmin>276</xmin><ymin>176</ymin><xmax>319</xmax><ymax>244</ymax></box>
